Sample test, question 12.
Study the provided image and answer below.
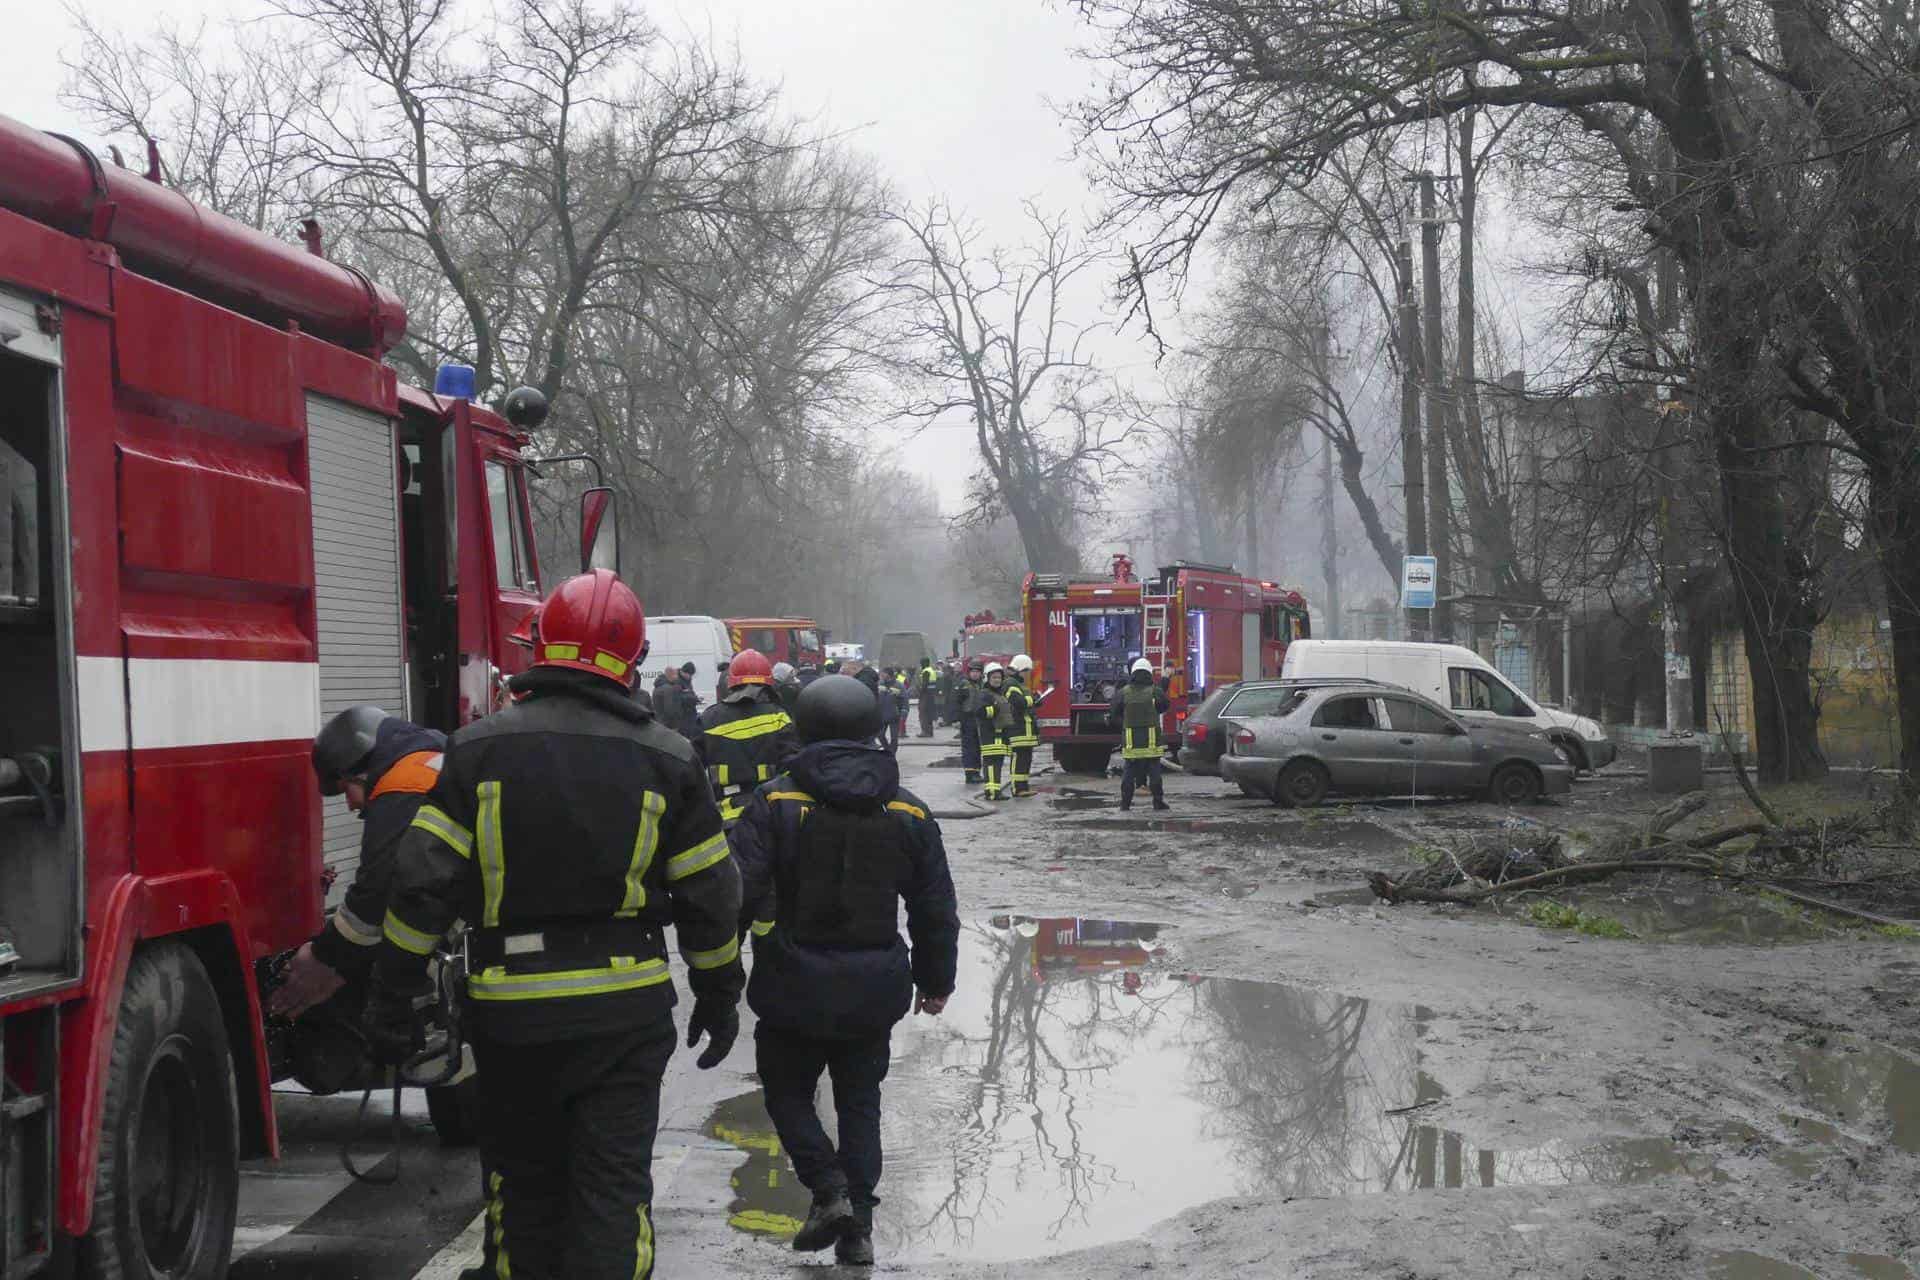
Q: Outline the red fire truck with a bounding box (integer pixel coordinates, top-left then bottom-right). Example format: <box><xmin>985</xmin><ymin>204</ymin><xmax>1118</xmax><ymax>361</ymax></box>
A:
<box><xmin>0</xmin><ymin>112</ymin><xmax>616</xmax><ymax>1276</ymax></box>
<box><xmin>1022</xmin><ymin>554</ymin><xmax>1311</xmax><ymax>773</ymax></box>
<box><xmin>953</xmin><ymin>610</ymin><xmax>1023</xmax><ymax>669</ymax></box>
<box><xmin>724</xmin><ymin>616</ymin><xmax>825</xmax><ymax>670</ymax></box>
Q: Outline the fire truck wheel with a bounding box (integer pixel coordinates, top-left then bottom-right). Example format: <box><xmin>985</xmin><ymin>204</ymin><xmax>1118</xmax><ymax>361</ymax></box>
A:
<box><xmin>426</xmin><ymin>1078</ymin><xmax>483</xmax><ymax>1148</ymax></box>
<box><xmin>1054</xmin><ymin>745</ymin><xmax>1111</xmax><ymax>776</ymax></box>
<box><xmin>79</xmin><ymin>942</ymin><xmax>239</xmax><ymax>1280</ymax></box>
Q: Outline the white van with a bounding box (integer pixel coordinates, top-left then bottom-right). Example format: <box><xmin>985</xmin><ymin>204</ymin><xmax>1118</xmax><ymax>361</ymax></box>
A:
<box><xmin>637</xmin><ymin>614</ymin><xmax>734</xmax><ymax>690</ymax></box>
<box><xmin>1281</xmin><ymin>639</ymin><xmax>1616</xmax><ymax>771</ymax></box>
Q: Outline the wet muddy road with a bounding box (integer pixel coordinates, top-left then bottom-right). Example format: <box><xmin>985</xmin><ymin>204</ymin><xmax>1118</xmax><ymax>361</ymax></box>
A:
<box><xmin>243</xmin><ymin>731</ymin><xmax>1920</xmax><ymax>1277</ymax></box>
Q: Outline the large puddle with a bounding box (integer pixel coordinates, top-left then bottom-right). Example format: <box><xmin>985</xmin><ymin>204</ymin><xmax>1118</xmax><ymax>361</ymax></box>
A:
<box><xmin>704</xmin><ymin>918</ymin><xmax>1737</xmax><ymax>1263</ymax></box>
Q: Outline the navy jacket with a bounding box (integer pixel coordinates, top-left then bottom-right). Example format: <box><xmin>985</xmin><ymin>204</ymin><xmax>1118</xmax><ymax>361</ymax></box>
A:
<box><xmin>730</xmin><ymin>741</ymin><xmax>960</xmax><ymax>1038</ymax></box>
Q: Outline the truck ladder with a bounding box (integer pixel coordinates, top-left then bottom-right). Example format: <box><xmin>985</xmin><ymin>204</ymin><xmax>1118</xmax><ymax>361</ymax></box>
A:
<box><xmin>1142</xmin><ymin>596</ymin><xmax>1172</xmax><ymax>673</ymax></box>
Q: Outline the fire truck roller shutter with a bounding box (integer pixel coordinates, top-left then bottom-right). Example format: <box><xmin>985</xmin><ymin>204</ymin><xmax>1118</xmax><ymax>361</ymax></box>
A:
<box><xmin>306</xmin><ymin>394</ymin><xmax>407</xmax><ymax>898</ymax></box>
<box><xmin>1242</xmin><ymin>609</ymin><xmax>1261</xmax><ymax>682</ymax></box>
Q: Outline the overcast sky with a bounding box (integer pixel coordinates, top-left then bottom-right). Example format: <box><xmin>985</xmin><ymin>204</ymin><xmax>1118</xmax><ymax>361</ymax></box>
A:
<box><xmin>7</xmin><ymin>0</ymin><xmax>1172</xmax><ymax>525</ymax></box>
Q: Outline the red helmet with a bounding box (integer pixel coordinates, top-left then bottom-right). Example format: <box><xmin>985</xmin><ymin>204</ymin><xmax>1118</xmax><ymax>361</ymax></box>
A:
<box><xmin>533</xmin><ymin>569</ymin><xmax>647</xmax><ymax>685</ymax></box>
<box><xmin>728</xmin><ymin>648</ymin><xmax>773</xmax><ymax>687</ymax></box>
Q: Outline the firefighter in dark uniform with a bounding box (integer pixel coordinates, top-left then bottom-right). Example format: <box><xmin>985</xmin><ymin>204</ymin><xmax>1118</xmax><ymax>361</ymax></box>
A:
<box><xmin>730</xmin><ymin>674</ymin><xmax>960</xmax><ymax>1266</ymax></box>
<box><xmin>274</xmin><ymin>706</ymin><xmax>446</xmax><ymax>1019</ymax></box>
<box><xmin>366</xmin><ymin>569</ymin><xmax>743</xmax><ymax>1280</ymax></box>
<box><xmin>977</xmin><ymin>662</ymin><xmax>1014</xmax><ymax>801</ymax></box>
<box><xmin>1006</xmin><ymin>653</ymin><xmax>1040</xmax><ymax>798</ymax></box>
<box><xmin>860</xmin><ymin>666</ymin><xmax>903</xmax><ymax>753</ymax></box>
<box><xmin>956</xmin><ymin>662</ymin><xmax>984</xmax><ymax>784</ymax></box>
<box><xmin>1109</xmin><ymin>657</ymin><xmax>1171</xmax><ymax>811</ymax></box>
<box><xmin>693</xmin><ymin>648</ymin><xmax>800</xmax><ymax>829</ymax></box>
<box><xmin>933</xmin><ymin>661</ymin><xmax>956</xmax><ymax>727</ymax></box>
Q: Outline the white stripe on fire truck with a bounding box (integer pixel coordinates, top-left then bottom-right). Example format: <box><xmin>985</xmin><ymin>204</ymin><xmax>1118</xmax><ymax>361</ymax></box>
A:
<box><xmin>76</xmin><ymin>656</ymin><xmax>321</xmax><ymax>752</ymax></box>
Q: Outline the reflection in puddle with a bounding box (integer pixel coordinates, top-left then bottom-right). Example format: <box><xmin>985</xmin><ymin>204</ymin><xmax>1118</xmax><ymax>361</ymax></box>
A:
<box><xmin>1790</xmin><ymin>1040</ymin><xmax>1920</xmax><ymax>1153</ymax></box>
<box><xmin>1849</xmin><ymin>1255</ymin><xmax>1917</xmax><ymax>1280</ymax></box>
<box><xmin>710</xmin><ymin>918</ymin><xmax>1731</xmax><ymax>1263</ymax></box>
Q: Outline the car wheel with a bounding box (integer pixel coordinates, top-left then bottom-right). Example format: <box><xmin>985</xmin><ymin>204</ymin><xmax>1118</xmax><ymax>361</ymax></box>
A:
<box><xmin>1275</xmin><ymin>759</ymin><xmax>1330</xmax><ymax>809</ymax></box>
<box><xmin>80</xmin><ymin>943</ymin><xmax>239</xmax><ymax>1280</ymax></box>
<box><xmin>1487</xmin><ymin>762</ymin><xmax>1541</xmax><ymax>805</ymax></box>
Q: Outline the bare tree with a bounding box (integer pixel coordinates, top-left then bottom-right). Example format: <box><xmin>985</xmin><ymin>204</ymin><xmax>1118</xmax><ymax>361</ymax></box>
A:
<box><xmin>886</xmin><ymin>201</ymin><xmax>1138</xmax><ymax>574</ymax></box>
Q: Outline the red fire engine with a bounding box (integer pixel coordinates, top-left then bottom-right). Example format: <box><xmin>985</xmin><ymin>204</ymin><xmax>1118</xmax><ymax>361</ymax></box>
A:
<box><xmin>0</xmin><ymin>111</ymin><xmax>614</xmax><ymax>1276</ymax></box>
<box><xmin>953</xmin><ymin>610</ymin><xmax>1023</xmax><ymax>669</ymax></box>
<box><xmin>1022</xmin><ymin>554</ymin><xmax>1311</xmax><ymax>773</ymax></box>
<box><xmin>724</xmin><ymin>616</ymin><xmax>825</xmax><ymax>670</ymax></box>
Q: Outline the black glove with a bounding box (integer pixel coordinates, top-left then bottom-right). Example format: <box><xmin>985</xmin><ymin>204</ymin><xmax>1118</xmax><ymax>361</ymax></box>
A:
<box><xmin>362</xmin><ymin>971</ymin><xmax>432</xmax><ymax>1066</ymax></box>
<box><xmin>684</xmin><ymin>997</ymin><xmax>739</xmax><ymax>1070</ymax></box>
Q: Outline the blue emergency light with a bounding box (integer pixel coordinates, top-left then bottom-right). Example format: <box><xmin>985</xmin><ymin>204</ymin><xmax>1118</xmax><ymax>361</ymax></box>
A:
<box><xmin>434</xmin><ymin>363</ymin><xmax>477</xmax><ymax>401</ymax></box>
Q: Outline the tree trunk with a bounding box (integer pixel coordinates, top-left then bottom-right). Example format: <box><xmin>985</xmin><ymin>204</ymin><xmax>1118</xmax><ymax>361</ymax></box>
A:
<box><xmin>1334</xmin><ymin>435</ymin><xmax>1403</xmax><ymax>587</ymax></box>
<box><xmin>1868</xmin><ymin>467</ymin><xmax>1920</xmax><ymax>778</ymax></box>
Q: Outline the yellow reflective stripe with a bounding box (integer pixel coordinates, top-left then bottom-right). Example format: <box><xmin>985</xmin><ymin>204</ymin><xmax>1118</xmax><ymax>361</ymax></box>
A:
<box><xmin>750</xmin><ymin>919</ymin><xmax>774</xmax><ymax>937</ymax></box>
<box><xmin>765</xmin><ymin>790</ymin><xmax>814</xmax><ymax>803</ymax></box>
<box><xmin>468</xmin><ymin>957</ymin><xmax>672</xmax><ymax>1001</ymax></box>
<box><xmin>665</xmin><ymin>832</ymin><xmax>731</xmax><ymax>882</ymax></box>
<box><xmin>382</xmin><ymin>909</ymin><xmax>438</xmax><ymax>956</ymax></box>
<box><xmin>593</xmin><ymin>650</ymin><xmax>629</xmax><ymax>678</ymax></box>
<box><xmin>713</xmin><ymin>763</ymin><xmax>731</xmax><ymax>785</ymax></box>
<box><xmin>543</xmin><ymin>643</ymin><xmax>580</xmax><ymax>662</ymax></box>
<box><xmin>686</xmin><ymin>936</ymin><xmax>740</xmax><ymax>970</ymax></box>
<box><xmin>411</xmin><ymin>805</ymin><xmax>473</xmax><ymax>858</ymax></box>
<box><xmin>719</xmin><ymin>795</ymin><xmax>745</xmax><ymax>821</ymax></box>
<box><xmin>702</xmin><ymin>711</ymin><xmax>792</xmax><ymax>741</ymax></box>
<box><xmin>620</xmin><ymin>790</ymin><xmax>666</xmax><ymax>916</ymax></box>
<box><xmin>633</xmin><ymin>1203</ymin><xmax>654</xmax><ymax>1280</ymax></box>
<box><xmin>477</xmin><ymin>781</ymin><xmax>505</xmax><ymax>928</ymax></box>
<box><xmin>886</xmin><ymin>799</ymin><xmax>927</xmax><ymax>820</ymax></box>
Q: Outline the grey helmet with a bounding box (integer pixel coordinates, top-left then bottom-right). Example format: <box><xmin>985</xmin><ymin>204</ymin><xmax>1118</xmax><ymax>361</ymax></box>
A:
<box><xmin>313</xmin><ymin>705</ymin><xmax>388</xmax><ymax>796</ymax></box>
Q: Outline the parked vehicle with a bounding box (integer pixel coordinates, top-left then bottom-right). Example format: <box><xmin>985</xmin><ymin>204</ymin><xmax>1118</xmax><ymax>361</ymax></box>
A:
<box><xmin>1220</xmin><ymin>683</ymin><xmax>1575</xmax><ymax>807</ymax></box>
<box><xmin>878</xmin><ymin>630</ymin><xmax>933</xmax><ymax>671</ymax></box>
<box><xmin>725</xmin><ymin>616</ymin><xmax>826</xmax><ymax>669</ymax></box>
<box><xmin>1178</xmin><ymin>676</ymin><xmax>1395</xmax><ymax>776</ymax></box>
<box><xmin>640</xmin><ymin>615</ymin><xmax>734</xmax><ymax>687</ymax></box>
<box><xmin>826</xmin><ymin>642</ymin><xmax>866</xmax><ymax>663</ymax></box>
<box><xmin>1280</xmin><ymin>639</ymin><xmax>1615</xmax><ymax>772</ymax></box>
<box><xmin>955</xmin><ymin>610</ymin><xmax>1023</xmax><ymax>670</ymax></box>
<box><xmin>1023</xmin><ymin>553</ymin><xmax>1312</xmax><ymax>774</ymax></box>
<box><xmin>0</xmin><ymin>107</ymin><xmax>611</xmax><ymax>1275</ymax></box>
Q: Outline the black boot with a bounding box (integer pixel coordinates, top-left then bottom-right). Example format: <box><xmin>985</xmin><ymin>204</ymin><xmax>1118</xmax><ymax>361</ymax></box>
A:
<box><xmin>793</xmin><ymin>1189</ymin><xmax>855</xmax><ymax>1252</ymax></box>
<box><xmin>1152</xmin><ymin>799</ymin><xmax>1171</xmax><ymax>811</ymax></box>
<box><xmin>836</xmin><ymin>1231</ymin><xmax>875</xmax><ymax>1266</ymax></box>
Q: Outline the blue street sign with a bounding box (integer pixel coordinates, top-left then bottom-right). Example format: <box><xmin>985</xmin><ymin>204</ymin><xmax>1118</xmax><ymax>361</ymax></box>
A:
<box><xmin>1401</xmin><ymin>556</ymin><xmax>1438</xmax><ymax>610</ymax></box>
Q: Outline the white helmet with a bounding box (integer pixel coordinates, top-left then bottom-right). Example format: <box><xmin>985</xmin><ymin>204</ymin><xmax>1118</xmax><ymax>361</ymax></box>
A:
<box><xmin>771</xmin><ymin>661</ymin><xmax>796</xmax><ymax>684</ymax></box>
<box><xmin>1011</xmin><ymin>654</ymin><xmax>1034</xmax><ymax>673</ymax></box>
<box><xmin>1130</xmin><ymin>658</ymin><xmax>1153</xmax><ymax>675</ymax></box>
<box><xmin>983</xmin><ymin>662</ymin><xmax>1004</xmax><ymax>677</ymax></box>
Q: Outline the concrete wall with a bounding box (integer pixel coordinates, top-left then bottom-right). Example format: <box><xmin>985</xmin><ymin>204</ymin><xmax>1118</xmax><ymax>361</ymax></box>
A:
<box><xmin>1702</xmin><ymin>609</ymin><xmax>1899</xmax><ymax>767</ymax></box>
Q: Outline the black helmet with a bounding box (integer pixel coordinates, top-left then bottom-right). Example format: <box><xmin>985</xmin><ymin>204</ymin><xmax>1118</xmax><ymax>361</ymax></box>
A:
<box><xmin>794</xmin><ymin>674</ymin><xmax>882</xmax><ymax>743</ymax></box>
<box><xmin>313</xmin><ymin>705</ymin><xmax>388</xmax><ymax>796</ymax></box>
<box><xmin>854</xmin><ymin>665</ymin><xmax>881</xmax><ymax>691</ymax></box>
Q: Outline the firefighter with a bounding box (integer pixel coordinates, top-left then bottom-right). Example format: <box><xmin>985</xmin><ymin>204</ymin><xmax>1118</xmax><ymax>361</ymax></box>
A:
<box><xmin>916</xmin><ymin>659</ymin><xmax>939</xmax><ymax>737</ymax></box>
<box><xmin>934</xmin><ymin>661</ymin><xmax>956</xmax><ymax>727</ymax></box>
<box><xmin>956</xmin><ymin>662</ymin><xmax>984</xmax><ymax>784</ymax></box>
<box><xmin>892</xmin><ymin>669</ymin><xmax>911</xmax><ymax>742</ymax></box>
<box><xmin>862</xmin><ymin>666</ymin><xmax>903</xmax><ymax>754</ymax></box>
<box><xmin>1109</xmin><ymin>657</ymin><xmax>1171</xmax><ymax>812</ymax></box>
<box><xmin>729</xmin><ymin>674</ymin><xmax>960</xmax><ymax>1267</ymax></box>
<box><xmin>772</xmin><ymin>661</ymin><xmax>801</xmax><ymax>712</ymax></box>
<box><xmin>273</xmin><ymin>706</ymin><xmax>447</xmax><ymax>1019</ymax></box>
<box><xmin>1006</xmin><ymin>653</ymin><xmax>1040</xmax><ymax>799</ymax></box>
<box><xmin>366</xmin><ymin>569</ymin><xmax>743</xmax><ymax>1280</ymax></box>
<box><xmin>976</xmin><ymin>662</ymin><xmax>1014</xmax><ymax>801</ymax></box>
<box><xmin>693</xmin><ymin>648</ymin><xmax>801</xmax><ymax>830</ymax></box>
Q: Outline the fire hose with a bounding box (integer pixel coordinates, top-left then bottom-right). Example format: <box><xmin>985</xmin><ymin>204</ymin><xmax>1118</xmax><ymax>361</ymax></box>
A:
<box><xmin>340</xmin><ymin>933</ymin><xmax>469</xmax><ymax>1185</ymax></box>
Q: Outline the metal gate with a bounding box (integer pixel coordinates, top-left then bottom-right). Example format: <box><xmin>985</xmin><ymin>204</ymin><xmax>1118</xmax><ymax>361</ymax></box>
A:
<box><xmin>306</xmin><ymin>394</ymin><xmax>406</xmax><ymax>892</ymax></box>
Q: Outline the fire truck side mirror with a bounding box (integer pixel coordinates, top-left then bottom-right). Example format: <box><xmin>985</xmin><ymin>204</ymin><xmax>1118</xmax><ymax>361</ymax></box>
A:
<box><xmin>580</xmin><ymin>487</ymin><xmax>619</xmax><ymax>576</ymax></box>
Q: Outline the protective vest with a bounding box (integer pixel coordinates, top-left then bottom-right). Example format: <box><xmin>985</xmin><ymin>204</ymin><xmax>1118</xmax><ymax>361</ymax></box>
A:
<box><xmin>1120</xmin><ymin>681</ymin><xmax>1162</xmax><ymax>760</ymax></box>
<box><xmin>697</xmin><ymin>695</ymin><xmax>799</xmax><ymax>826</ymax></box>
<box><xmin>978</xmin><ymin>687</ymin><xmax>1013</xmax><ymax>753</ymax></box>
<box><xmin>782</xmin><ymin>806</ymin><xmax>912</xmax><ymax>948</ymax></box>
<box><xmin>1007</xmin><ymin>675</ymin><xmax>1039</xmax><ymax>747</ymax></box>
<box><xmin>918</xmin><ymin>664</ymin><xmax>937</xmax><ymax>690</ymax></box>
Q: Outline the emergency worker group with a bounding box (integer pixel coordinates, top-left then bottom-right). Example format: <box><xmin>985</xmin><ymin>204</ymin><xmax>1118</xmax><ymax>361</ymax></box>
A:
<box><xmin>287</xmin><ymin>569</ymin><xmax>1177</xmax><ymax>1276</ymax></box>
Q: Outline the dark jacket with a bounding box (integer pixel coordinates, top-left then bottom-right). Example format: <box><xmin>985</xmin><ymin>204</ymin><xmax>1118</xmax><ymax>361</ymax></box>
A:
<box><xmin>377</xmin><ymin>667</ymin><xmax>743</xmax><ymax>1043</ymax></box>
<box><xmin>312</xmin><ymin>718</ymin><xmax>447</xmax><ymax>978</ymax></box>
<box><xmin>693</xmin><ymin>686</ymin><xmax>801</xmax><ymax>826</ymax></box>
<box><xmin>653</xmin><ymin>673</ymin><xmax>703</xmax><ymax>738</ymax></box>
<box><xmin>731</xmin><ymin>741</ymin><xmax>959</xmax><ymax>1038</ymax></box>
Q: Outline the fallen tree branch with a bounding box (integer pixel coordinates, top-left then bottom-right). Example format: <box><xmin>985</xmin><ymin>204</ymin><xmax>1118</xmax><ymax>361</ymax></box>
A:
<box><xmin>1370</xmin><ymin>857</ymin><xmax>1728</xmax><ymax>904</ymax></box>
<box><xmin>1715</xmin><ymin>709</ymin><xmax>1781</xmax><ymax>827</ymax></box>
<box><xmin>1750</xmin><ymin>884</ymin><xmax>1915</xmax><ymax>930</ymax></box>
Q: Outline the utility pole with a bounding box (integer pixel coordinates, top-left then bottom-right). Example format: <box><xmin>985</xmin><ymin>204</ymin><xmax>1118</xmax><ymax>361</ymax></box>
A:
<box><xmin>1417</xmin><ymin>172</ymin><xmax>1455</xmax><ymax>642</ymax></box>
<box><xmin>1397</xmin><ymin>239</ymin><xmax>1427</xmax><ymax>641</ymax></box>
<box><xmin>1315</xmin><ymin>321</ymin><xmax>1341</xmax><ymax>639</ymax></box>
